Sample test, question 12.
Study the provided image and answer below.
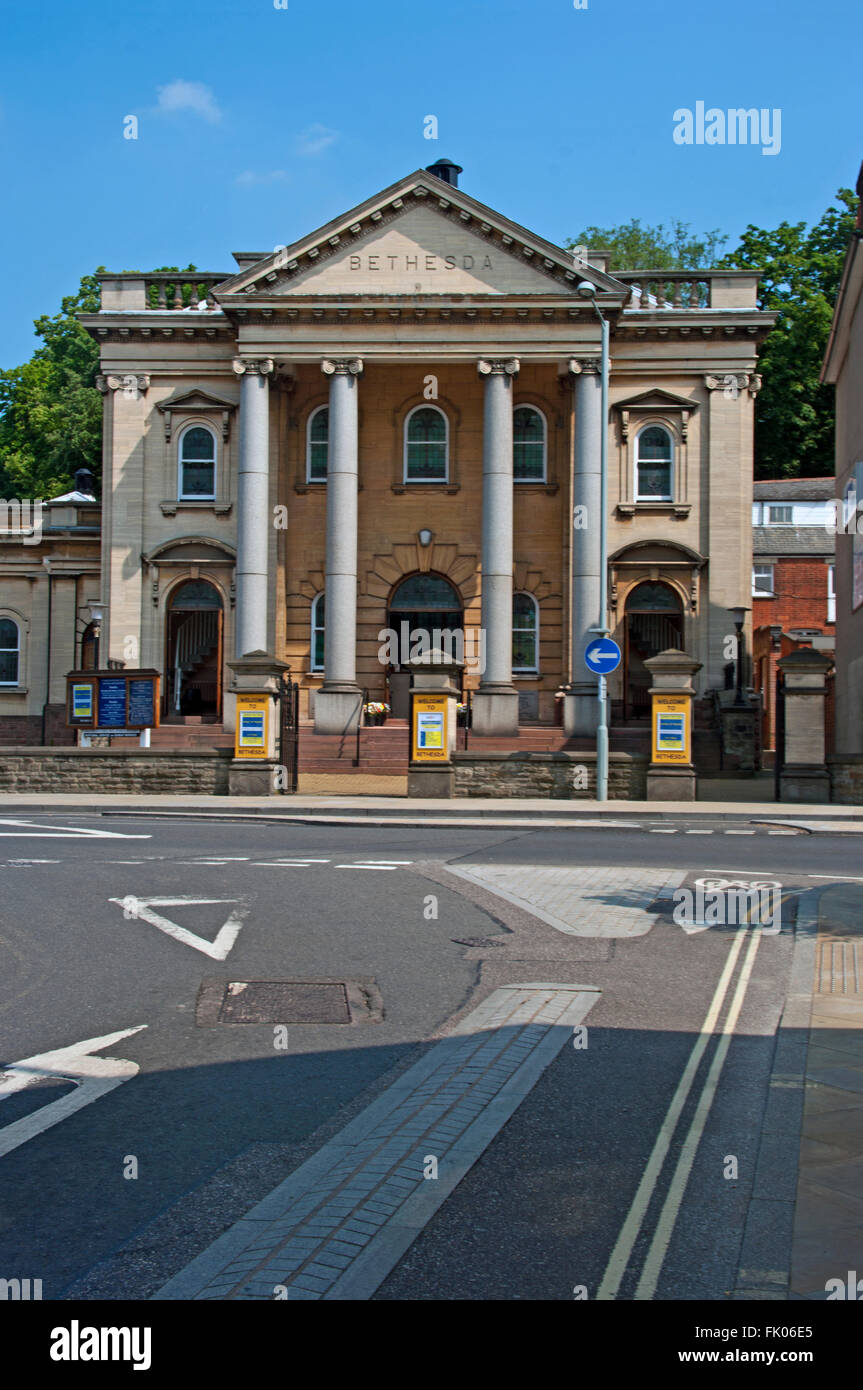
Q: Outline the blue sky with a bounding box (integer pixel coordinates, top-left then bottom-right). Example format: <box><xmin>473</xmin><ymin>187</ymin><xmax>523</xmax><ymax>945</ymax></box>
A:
<box><xmin>0</xmin><ymin>0</ymin><xmax>860</xmax><ymax>367</ymax></box>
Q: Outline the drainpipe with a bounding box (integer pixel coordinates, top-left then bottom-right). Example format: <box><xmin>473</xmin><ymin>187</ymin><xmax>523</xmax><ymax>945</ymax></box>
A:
<box><xmin>41</xmin><ymin>557</ymin><xmax>53</xmax><ymax>745</ymax></box>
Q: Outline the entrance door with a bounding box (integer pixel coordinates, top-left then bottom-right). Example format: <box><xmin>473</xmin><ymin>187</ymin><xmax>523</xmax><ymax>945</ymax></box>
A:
<box><xmin>165</xmin><ymin>580</ymin><xmax>224</xmax><ymax>717</ymax></box>
<box><xmin>387</xmin><ymin>573</ymin><xmax>464</xmax><ymax>716</ymax></box>
<box><xmin>624</xmin><ymin>581</ymin><xmax>683</xmax><ymax>719</ymax></box>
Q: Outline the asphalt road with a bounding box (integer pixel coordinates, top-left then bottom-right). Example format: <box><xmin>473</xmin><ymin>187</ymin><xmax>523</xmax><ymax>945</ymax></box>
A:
<box><xmin>0</xmin><ymin>813</ymin><xmax>855</xmax><ymax>1302</ymax></box>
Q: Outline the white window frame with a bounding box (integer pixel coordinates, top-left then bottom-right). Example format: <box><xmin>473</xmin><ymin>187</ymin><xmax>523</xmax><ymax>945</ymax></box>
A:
<box><xmin>512</xmin><ymin>591</ymin><xmax>539</xmax><ymax>674</ymax></box>
<box><xmin>178</xmin><ymin>423</ymin><xmax>217</xmax><ymax>501</ymax></box>
<box><xmin>306</xmin><ymin>405</ymin><xmax>329</xmax><ymax>484</ymax></box>
<box><xmin>752</xmin><ymin>563</ymin><xmax>775</xmax><ymax>596</ymax></box>
<box><xmin>403</xmin><ymin>404</ymin><xmax>449</xmax><ymax>484</ymax></box>
<box><xmin>0</xmin><ymin>614</ymin><xmax>21</xmax><ymax>687</ymax></box>
<box><xmin>828</xmin><ymin>564</ymin><xmax>836</xmax><ymax>624</ymax></box>
<box><xmin>635</xmin><ymin>424</ymin><xmax>674</xmax><ymax>502</ymax></box>
<box><xmin>310</xmin><ymin>593</ymin><xmax>325</xmax><ymax>673</ymax></box>
<box><xmin>513</xmin><ymin>404</ymin><xmax>547</xmax><ymax>483</ymax></box>
<box><xmin>767</xmin><ymin>504</ymin><xmax>794</xmax><ymax>525</ymax></box>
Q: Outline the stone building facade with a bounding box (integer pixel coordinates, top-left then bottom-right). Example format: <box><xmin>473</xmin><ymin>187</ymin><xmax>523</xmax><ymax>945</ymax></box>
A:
<box><xmin>1</xmin><ymin>162</ymin><xmax>774</xmax><ymax>751</ymax></box>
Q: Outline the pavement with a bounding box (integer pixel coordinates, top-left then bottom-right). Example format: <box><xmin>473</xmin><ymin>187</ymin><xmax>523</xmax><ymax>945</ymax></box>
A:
<box><xmin>1</xmin><ymin>792</ymin><xmax>862</xmax><ymax>832</ymax></box>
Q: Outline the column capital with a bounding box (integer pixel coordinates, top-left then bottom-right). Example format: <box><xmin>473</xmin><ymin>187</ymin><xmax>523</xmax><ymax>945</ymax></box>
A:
<box><xmin>477</xmin><ymin>358</ymin><xmax>519</xmax><ymax>377</ymax></box>
<box><xmin>232</xmin><ymin>356</ymin><xmax>274</xmax><ymax>376</ymax></box>
<box><xmin>567</xmin><ymin>357</ymin><xmax>600</xmax><ymax>376</ymax></box>
<box><xmin>321</xmin><ymin>358</ymin><xmax>363</xmax><ymax>376</ymax></box>
<box><xmin>96</xmin><ymin>373</ymin><xmax>150</xmax><ymax>395</ymax></box>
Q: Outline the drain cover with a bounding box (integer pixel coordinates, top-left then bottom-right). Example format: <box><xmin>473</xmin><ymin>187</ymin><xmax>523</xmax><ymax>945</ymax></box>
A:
<box><xmin>196</xmin><ymin>977</ymin><xmax>383</xmax><ymax>1026</ymax></box>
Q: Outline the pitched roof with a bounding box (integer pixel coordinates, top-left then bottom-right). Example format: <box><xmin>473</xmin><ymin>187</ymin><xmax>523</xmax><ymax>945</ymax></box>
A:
<box><xmin>752</xmin><ymin>526</ymin><xmax>834</xmax><ymax>556</ymax></box>
<box><xmin>753</xmin><ymin>478</ymin><xmax>835</xmax><ymax>501</ymax></box>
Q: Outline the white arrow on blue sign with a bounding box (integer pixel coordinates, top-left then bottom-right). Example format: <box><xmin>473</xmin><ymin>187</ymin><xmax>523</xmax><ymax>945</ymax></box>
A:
<box><xmin>584</xmin><ymin>637</ymin><xmax>622</xmax><ymax>675</ymax></box>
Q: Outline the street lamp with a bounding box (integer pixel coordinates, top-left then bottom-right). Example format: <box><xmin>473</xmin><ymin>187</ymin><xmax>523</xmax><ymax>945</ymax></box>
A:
<box><xmin>577</xmin><ymin>280</ymin><xmax>610</xmax><ymax>801</ymax></box>
<box><xmin>84</xmin><ymin>602</ymin><xmax>104</xmax><ymax>668</ymax></box>
<box><xmin>729</xmin><ymin>605</ymin><xmax>749</xmax><ymax>704</ymax></box>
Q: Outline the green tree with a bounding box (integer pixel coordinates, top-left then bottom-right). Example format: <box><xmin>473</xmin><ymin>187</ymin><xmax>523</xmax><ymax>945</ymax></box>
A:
<box><xmin>565</xmin><ymin>217</ymin><xmax>728</xmax><ymax>270</ymax></box>
<box><xmin>717</xmin><ymin>189</ymin><xmax>858</xmax><ymax>478</ymax></box>
<box><xmin>0</xmin><ymin>270</ymin><xmax>104</xmax><ymax>499</ymax></box>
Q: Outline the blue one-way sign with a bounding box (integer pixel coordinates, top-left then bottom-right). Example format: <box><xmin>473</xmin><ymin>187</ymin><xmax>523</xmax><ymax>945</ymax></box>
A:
<box><xmin>584</xmin><ymin>637</ymin><xmax>622</xmax><ymax>675</ymax></box>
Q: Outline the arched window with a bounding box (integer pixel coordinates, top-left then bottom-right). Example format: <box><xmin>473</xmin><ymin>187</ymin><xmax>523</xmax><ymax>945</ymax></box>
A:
<box><xmin>307</xmin><ymin>406</ymin><xmax>329</xmax><ymax>482</ymax></box>
<box><xmin>514</xmin><ymin>406</ymin><xmax>546</xmax><ymax>482</ymax></box>
<box><xmin>179</xmin><ymin>425</ymin><xmax>216</xmax><ymax>499</ymax></box>
<box><xmin>512</xmin><ymin>593</ymin><xmax>539</xmax><ymax>673</ymax></box>
<box><xmin>0</xmin><ymin>617</ymin><xmax>20</xmax><ymax>685</ymax></box>
<box><xmin>636</xmin><ymin>425</ymin><xmax>673</xmax><ymax>501</ymax></box>
<box><xmin>311</xmin><ymin>593</ymin><xmax>325</xmax><ymax>672</ymax></box>
<box><xmin>404</xmin><ymin>406</ymin><xmax>448</xmax><ymax>482</ymax></box>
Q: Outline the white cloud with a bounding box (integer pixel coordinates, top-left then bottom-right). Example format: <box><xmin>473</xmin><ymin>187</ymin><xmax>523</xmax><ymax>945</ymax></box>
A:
<box><xmin>295</xmin><ymin>123</ymin><xmax>339</xmax><ymax>157</ymax></box>
<box><xmin>235</xmin><ymin>169</ymin><xmax>289</xmax><ymax>187</ymax></box>
<box><xmin>156</xmin><ymin>80</ymin><xmax>222</xmax><ymax>123</ymax></box>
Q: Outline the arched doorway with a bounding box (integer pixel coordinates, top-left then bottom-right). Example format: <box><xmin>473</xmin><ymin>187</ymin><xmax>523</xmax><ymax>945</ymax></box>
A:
<box><xmin>165</xmin><ymin>579</ymin><xmax>223</xmax><ymax>718</ymax></box>
<box><xmin>386</xmin><ymin>573</ymin><xmax>463</xmax><ymax>718</ymax></box>
<box><xmin>624</xmin><ymin>581</ymin><xmax>683</xmax><ymax>719</ymax></box>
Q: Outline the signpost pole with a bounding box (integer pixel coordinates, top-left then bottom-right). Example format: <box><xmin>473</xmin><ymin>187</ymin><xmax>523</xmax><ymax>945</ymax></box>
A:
<box><xmin>597</xmin><ymin>311</ymin><xmax>610</xmax><ymax>802</ymax></box>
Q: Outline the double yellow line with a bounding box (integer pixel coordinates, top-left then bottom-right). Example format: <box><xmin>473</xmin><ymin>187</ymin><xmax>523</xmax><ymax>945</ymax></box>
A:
<box><xmin>597</xmin><ymin>925</ymin><xmax>763</xmax><ymax>1300</ymax></box>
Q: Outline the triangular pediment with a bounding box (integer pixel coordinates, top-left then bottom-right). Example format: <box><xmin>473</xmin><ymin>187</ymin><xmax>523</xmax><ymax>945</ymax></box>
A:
<box><xmin>613</xmin><ymin>388</ymin><xmax>698</xmax><ymax>412</ymax></box>
<box><xmin>214</xmin><ymin>170</ymin><xmax>629</xmax><ymax>301</ymax></box>
<box><xmin>156</xmin><ymin>387</ymin><xmax>237</xmax><ymax>414</ymax></box>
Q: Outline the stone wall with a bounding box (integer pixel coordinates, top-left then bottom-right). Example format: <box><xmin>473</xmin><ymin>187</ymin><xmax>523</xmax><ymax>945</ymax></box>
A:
<box><xmin>828</xmin><ymin>755</ymin><xmax>863</xmax><ymax>806</ymax></box>
<box><xmin>0</xmin><ymin>748</ymin><xmax>232</xmax><ymax>794</ymax></box>
<box><xmin>453</xmin><ymin>750</ymin><xmax>647</xmax><ymax>799</ymax></box>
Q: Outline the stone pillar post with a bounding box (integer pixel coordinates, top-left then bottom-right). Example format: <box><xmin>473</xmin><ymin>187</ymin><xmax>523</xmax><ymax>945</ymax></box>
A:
<box><xmin>644</xmin><ymin>648</ymin><xmax>702</xmax><ymax>801</ymax></box>
<box><xmin>471</xmin><ymin>357</ymin><xmax>519</xmax><ymax>737</ymax></box>
<box><xmin>564</xmin><ymin>357</ymin><xmax>603</xmax><ymax>737</ymax></box>
<box><xmin>777</xmin><ymin>648</ymin><xmax>833</xmax><ymax>803</ymax></box>
<box><xmin>232</xmin><ymin>356</ymin><xmax>273</xmax><ymax>657</ymax></box>
<box><xmin>314</xmin><ymin>357</ymin><xmax>363</xmax><ymax>735</ymax></box>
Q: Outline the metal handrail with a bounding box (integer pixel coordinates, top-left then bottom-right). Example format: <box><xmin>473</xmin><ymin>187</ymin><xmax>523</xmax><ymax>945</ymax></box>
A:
<box><xmin>354</xmin><ymin>688</ymin><xmax>368</xmax><ymax>767</ymax></box>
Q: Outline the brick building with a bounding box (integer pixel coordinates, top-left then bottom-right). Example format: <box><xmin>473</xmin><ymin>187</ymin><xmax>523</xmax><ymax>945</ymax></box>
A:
<box><xmin>751</xmin><ymin>478</ymin><xmax>836</xmax><ymax>761</ymax></box>
<box><xmin>0</xmin><ymin>161</ymin><xmax>775</xmax><ymax>779</ymax></box>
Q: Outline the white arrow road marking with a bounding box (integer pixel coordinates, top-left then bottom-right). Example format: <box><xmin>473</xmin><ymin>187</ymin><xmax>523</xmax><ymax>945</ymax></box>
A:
<box><xmin>0</xmin><ymin>819</ymin><xmax>150</xmax><ymax>840</ymax></box>
<box><xmin>0</xmin><ymin>1026</ymin><xmax>147</xmax><ymax>1159</ymax></box>
<box><xmin>109</xmin><ymin>896</ymin><xmax>250</xmax><ymax>960</ymax></box>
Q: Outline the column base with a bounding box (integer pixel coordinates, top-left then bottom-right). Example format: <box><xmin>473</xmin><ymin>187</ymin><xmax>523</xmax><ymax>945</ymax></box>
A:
<box><xmin>314</xmin><ymin>686</ymin><xmax>363</xmax><ymax>735</ymax></box>
<box><xmin>779</xmin><ymin>765</ymin><xmax>831</xmax><ymax>804</ymax></box>
<box><xmin>229</xmin><ymin>759</ymin><xmax>279</xmax><ymax>796</ymax></box>
<box><xmin>408</xmin><ymin>763</ymin><xmax>455</xmax><ymax>798</ymax></box>
<box><xmin>471</xmin><ymin>688</ymin><xmax>519</xmax><ymax>736</ymax></box>
<box><xmin>647</xmin><ymin>764</ymin><xmax>697</xmax><ymax>801</ymax></box>
<box><xmin>563</xmin><ymin>688</ymin><xmax>600</xmax><ymax>738</ymax></box>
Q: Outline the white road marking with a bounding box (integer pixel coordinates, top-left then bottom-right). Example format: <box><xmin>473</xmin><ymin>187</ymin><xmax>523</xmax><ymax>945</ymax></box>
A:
<box><xmin>725</xmin><ymin>830</ymin><xmax>755</xmax><ymax>835</ymax></box>
<box><xmin>335</xmin><ymin>864</ymin><xmax>396</xmax><ymax>870</ymax></box>
<box><xmin>635</xmin><ymin>928</ymin><xmax>762</xmax><ymax>1298</ymax></box>
<box><xmin>356</xmin><ymin>860</ymin><xmax>413</xmax><ymax>865</ymax></box>
<box><xmin>0</xmin><ymin>1026</ymin><xmax>147</xmax><ymax>1159</ymax></box>
<box><xmin>685</xmin><ymin>830</ymin><xmax>713</xmax><ymax>835</ymax></box>
<box><xmin>809</xmin><ymin>874</ymin><xmax>863</xmax><ymax>881</ymax></box>
<box><xmin>597</xmin><ymin>929</ymin><xmax>749</xmax><ymax>1300</ymax></box>
<box><xmin>251</xmin><ymin>862</ymin><xmax>312</xmax><ymax>868</ymax></box>
<box><xmin>649</xmin><ymin>829</ymin><xmax>677</xmax><ymax>834</ymax></box>
<box><xmin>0</xmin><ymin>819</ymin><xmax>150</xmax><ymax>840</ymax></box>
<box><xmin>108</xmin><ymin>896</ymin><xmax>250</xmax><ymax>960</ymax></box>
<box><xmin>5</xmin><ymin>859</ymin><xmax>61</xmax><ymax>865</ymax></box>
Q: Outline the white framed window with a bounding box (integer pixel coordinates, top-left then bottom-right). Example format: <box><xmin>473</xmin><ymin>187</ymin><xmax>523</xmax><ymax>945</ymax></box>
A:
<box><xmin>178</xmin><ymin>424</ymin><xmax>216</xmax><ymax>499</ymax></box>
<box><xmin>828</xmin><ymin>564</ymin><xmax>836</xmax><ymax>624</ymax></box>
<box><xmin>513</xmin><ymin>406</ymin><xmax>546</xmax><ymax>482</ymax></box>
<box><xmin>635</xmin><ymin>425</ymin><xmax>673</xmax><ymax>501</ymax></box>
<box><xmin>404</xmin><ymin>405</ymin><xmax>448</xmax><ymax>483</ymax></box>
<box><xmin>311</xmin><ymin>593</ymin><xmax>325</xmax><ymax>672</ymax></box>
<box><xmin>752</xmin><ymin>564</ymin><xmax>775</xmax><ymax>596</ymax></box>
<box><xmin>767</xmin><ymin>504</ymin><xmax>793</xmax><ymax>525</ymax></box>
<box><xmin>307</xmin><ymin>406</ymin><xmax>328</xmax><ymax>482</ymax></box>
<box><xmin>0</xmin><ymin>617</ymin><xmax>20</xmax><ymax>685</ymax></box>
<box><xmin>512</xmin><ymin>592</ymin><xmax>539</xmax><ymax>673</ymax></box>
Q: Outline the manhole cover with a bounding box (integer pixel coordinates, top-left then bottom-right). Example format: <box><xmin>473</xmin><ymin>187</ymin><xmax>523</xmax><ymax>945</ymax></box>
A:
<box><xmin>196</xmin><ymin>977</ymin><xmax>383</xmax><ymax>1026</ymax></box>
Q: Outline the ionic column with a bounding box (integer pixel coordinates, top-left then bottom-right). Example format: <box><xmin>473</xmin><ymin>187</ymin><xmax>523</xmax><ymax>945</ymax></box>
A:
<box><xmin>565</xmin><ymin>357</ymin><xmax>602</xmax><ymax>737</ymax></box>
<box><xmin>232</xmin><ymin>356</ymin><xmax>273</xmax><ymax>657</ymax></box>
<box><xmin>314</xmin><ymin>357</ymin><xmax>364</xmax><ymax>735</ymax></box>
<box><xmin>472</xmin><ymin>357</ymin><xmax>520</xmax><ymax>737</ymax></box>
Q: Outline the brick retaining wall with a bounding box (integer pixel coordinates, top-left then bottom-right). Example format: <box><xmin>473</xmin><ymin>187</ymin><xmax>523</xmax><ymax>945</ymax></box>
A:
<box><xmin>0</xmin><ymin>748</ymin><xmax>232</xmax><ymax>794</ymax></box>
<box><xmin>453</xmin><ymin>750</ymin><xmax>648</xmax><ymax>799</ymax></box>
